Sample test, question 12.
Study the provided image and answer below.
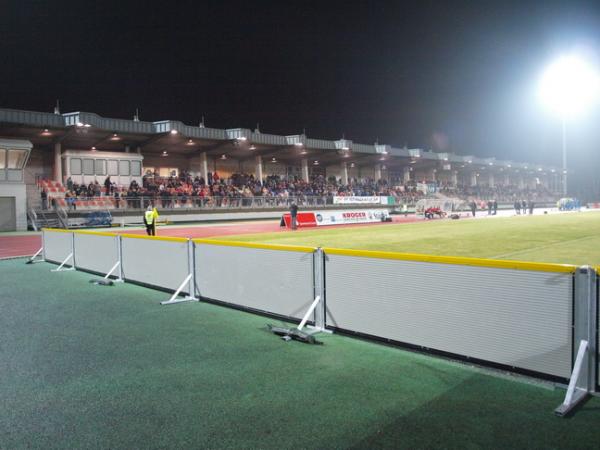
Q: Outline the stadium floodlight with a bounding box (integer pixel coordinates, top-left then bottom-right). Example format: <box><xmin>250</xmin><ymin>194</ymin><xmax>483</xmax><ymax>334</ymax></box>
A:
<box><xmin>538</xmin><ymin>54</ymin><xmax>600</xmax><ymax>195</ymax></box>
<box><xmin>538</xmin><ymin>55</ymin><xmax>600</xmax><ymax>118</ymax></box>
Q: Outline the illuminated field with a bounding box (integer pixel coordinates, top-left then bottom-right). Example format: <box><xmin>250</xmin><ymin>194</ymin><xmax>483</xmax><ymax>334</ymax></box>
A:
<box><xmin>225</xmin><ymin>211</ymin><xmax>600</xmax><ymax>266</ymax></box>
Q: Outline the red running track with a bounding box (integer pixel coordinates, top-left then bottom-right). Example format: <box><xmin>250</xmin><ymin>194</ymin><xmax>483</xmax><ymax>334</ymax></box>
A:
<box><xmin>0</xmin><ymin>215</ymin><xmax>423</xmax><ymax>259</ymax></box>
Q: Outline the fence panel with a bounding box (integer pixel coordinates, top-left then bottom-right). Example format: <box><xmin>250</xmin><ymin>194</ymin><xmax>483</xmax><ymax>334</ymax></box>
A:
<box><xmin>42</xmin><ymin>229</ymin><xmax>73</xmax><ymax>263</ymax></box>
<box><xmin>194</xmin><ymin>241</ymin><xmax>315</xmax><ymax>319</ymax></box>
<box><xmin>121</xmin><ymin>236</ymin><xmax>190</xmax><ymax>291</ymax></box>
<box><xmin>324</xmin><ymin>250</ymin><xmax>574</xmax><ymax>379</ymax></box>
<box><xmin>73</xmin><ymin>232</ymin><xmax>120</xmax><ymax>275</ymax></box>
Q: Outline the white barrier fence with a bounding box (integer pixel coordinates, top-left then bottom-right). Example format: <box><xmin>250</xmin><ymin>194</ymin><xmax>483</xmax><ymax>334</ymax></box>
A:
<box><xmin>194</xmin><ymin>240</ymin><xmax>316</xmax><ymax>320</ymax></box>
<box><xmin>39</xmin><ymin>228</ymin><xmax>598</xmax><ymax>415</ymax></box>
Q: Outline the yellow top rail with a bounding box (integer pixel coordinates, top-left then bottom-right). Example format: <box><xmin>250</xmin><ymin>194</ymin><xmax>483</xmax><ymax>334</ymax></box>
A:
<box><xmin>193</xmin><ymin>238</ymin><xmax>315</xmax><ymax>253</ymax></box>
<box><xmin>323</xmin><ymin>247</ymin><xmax>577</xmax><ymax>273</ymax></box>
<box><xmin>41</xmin><ymin>229</ymin><xmax>578</xmax><ymax>272</ymax></box>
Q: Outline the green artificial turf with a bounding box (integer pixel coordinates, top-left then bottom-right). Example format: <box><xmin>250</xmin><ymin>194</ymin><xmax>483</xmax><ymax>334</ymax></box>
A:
<box><xmin>224</xmin><ymin>211</ymin><xmax>600</xmax><ymax>266</ymax></box>
<box><xmin>1</xmin><ymin>258</ymin><xmax>600</xmax><ymax>449</ymax></box>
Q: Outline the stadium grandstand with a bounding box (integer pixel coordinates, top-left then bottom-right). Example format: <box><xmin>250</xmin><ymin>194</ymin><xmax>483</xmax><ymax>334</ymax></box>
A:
<box><xmin>0</xmin><ymin>107</ymin><xmax>562</xmax><ymax>231</ymax></box>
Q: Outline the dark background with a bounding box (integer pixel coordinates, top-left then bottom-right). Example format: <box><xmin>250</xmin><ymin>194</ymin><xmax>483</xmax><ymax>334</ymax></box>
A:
<box><xmin>1</xmin><ymin>0</ymin><xmax>599</xmax><ymax>183</ymax></box>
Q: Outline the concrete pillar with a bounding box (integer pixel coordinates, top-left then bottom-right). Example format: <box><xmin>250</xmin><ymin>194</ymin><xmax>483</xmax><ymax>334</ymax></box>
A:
<box><xmin>488</xmin><ymin>173</ymin><xmax>495</xmax><ymax>188</ymax></box>
<box><xmin>374</xmin><ymin>164</ymin><xmax>382</xmax><ymax>181</ymax></box>
<box><xmin>451</xmin><ymin>170</ymin><xmax>458</xmax><ymax>187</ymax></box>
<box><xmin>53</xmin><ymin>142</ymin><xmax>62</xmax><ymax>183</ymax></box>
<box><xmin>255</xmin><ymin>155</ymin><xmax>263</xmax><ymax>183</ymax></box>
<box><xmin>341</xmin><ymin>162</ymin><xmax>349</xmax><ymax>185</ymax></box>
<box><xmin>125</xmin><ymin>145</ymin><xmax>130</xmax><ymax>153</ymax></box>
<box><xmin>201</xmin><ymin>152</ymin><xmax>209</xmax><ymax>183</ymax></box>
<box><xmin>504</xmin><ymin>173</ymin><xmax>510</xmax><ymax>186</ymax></box>
<box><xmin>470</xmin><ymin>172</ymin><xmax>477</xmax><ymax>187</ymax></box>
<box><xmin>403</xmin><ymin>166</ymin><xmax>411</xmax><ymax>184</ymax></box>
<box><xmin>136</xmin><ymin>146</ymin><xmax>141</xmax><ymax>155</ymax></box>
<box><xmin>301</xmin><ymin>159</ymin><xmax>309</xmax><ymax>182</ymax></box>
<box><xmin>518</xmin><ymin>175</ymin><xmax>525</xmax><ymax>189</ymax></box>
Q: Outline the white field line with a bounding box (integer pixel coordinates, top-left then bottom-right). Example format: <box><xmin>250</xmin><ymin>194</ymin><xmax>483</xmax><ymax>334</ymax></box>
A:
<box><xmin>490</xmin><ymin>234</ymin><xmax>598</xmax><ymax>260</ymax></box>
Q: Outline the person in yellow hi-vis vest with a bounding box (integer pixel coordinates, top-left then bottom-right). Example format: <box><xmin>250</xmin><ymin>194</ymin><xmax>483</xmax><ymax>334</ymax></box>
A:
<box><xmin>143</xmin><ymin>206</ymin><xmax>160</xmax><ymax>236</ymax></box>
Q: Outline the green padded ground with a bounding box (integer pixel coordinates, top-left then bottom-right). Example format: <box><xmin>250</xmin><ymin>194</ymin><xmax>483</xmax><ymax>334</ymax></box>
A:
<box><xmin>1</xmin><ymin>258</ymin><xmax>599</xmax><ymax>449</ymax></box>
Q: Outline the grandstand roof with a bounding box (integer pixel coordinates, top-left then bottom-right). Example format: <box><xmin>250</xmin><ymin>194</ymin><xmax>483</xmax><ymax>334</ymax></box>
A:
<box><xmin>0</xmin><ymin>107</ymin><xmax>560</xmax><ymax>175</ymax></box>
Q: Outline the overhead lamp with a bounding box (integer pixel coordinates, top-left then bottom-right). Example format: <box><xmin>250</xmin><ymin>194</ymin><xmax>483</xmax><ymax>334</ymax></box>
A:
<box><xmin>162</xmin><ymin>151</ymin><xmax>168</xmax><ymax>156</ymax></box>
<box><xmin>41</xmin><ymin>129</ymin><xmax>51</xmax><ymax>136</ymax></box>
<box><xmin>294</xmin><ymin>142</ymin><xmax>304</xmax><ymax>147</ymax></box>
<box><xmin>186</xmin><ymin>139</ymin><xmax>194</xmax><ymax>145</ymax></box>
<box><xmin>271</xmin><ymin>157</ymin><xmax>277</xmax><ymax>162</ymax></box>
<box><xmin>249</xmin><ymin>145</ymin><xmax>256</xmax><ymax>150</ymax></box>
<box><xmin>221</xmin><ymin>154</ymin><xmax>227</xmax><ymax>160</ymax></box>
<box><xmin>313</xmin><ymin>160</ymin><xmax>319</xmax><ymax>165</ymax></box>
<box><xmin>350</xmin><ymin>163</ymin><xmax>355</xmax><ymax>168</ymax></box>
<box><xmin>91</xmin><ymin>146</ymin><xmax>96</xmax><ymax>151</ymax></box>
<box><xmin>76</xmin><ymin>122</ymin><xmax>84</xmax><ymax>127</ymax></box>
<box><xmin>237</xmin><ymin>136</ymin><xmax>247</xmax><ymax>141</ymax></box>
<box><xmin>170</xmin><ymin>129</ymin><xmax>178</xmax><ymax>135</ymax></box>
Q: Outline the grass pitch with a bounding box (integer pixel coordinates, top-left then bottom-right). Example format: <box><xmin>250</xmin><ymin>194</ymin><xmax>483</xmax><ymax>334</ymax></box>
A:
<box><xmin>225</xmin><ymin>211</ymin><xmax>600</xmax><ymax>266</ymax></box>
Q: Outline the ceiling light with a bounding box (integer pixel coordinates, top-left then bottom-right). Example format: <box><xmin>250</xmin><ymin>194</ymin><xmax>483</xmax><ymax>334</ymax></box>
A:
<box><xmin>170</xmin><ymin>129</ymin><xmax>178</xmax><ymax>135</ymax></box>
<box><xmin>249</xmin><ymin>145</ymin><xmax>256</xmax><ymax>150</ymax></box>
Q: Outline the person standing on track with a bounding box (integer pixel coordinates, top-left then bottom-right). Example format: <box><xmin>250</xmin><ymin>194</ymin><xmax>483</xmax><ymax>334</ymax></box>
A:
<box><xmin>143</xmin><ymin>206</ymin><xmax>159</xmax><ymax>236</ymax></box>
<box><xmin>290</xmin><ymin>202</ymin><xmax>298</xmax><ymax>230</ymax></box>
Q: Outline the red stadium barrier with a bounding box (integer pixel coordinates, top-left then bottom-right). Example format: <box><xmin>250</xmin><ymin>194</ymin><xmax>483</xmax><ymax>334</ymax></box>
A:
<box><xmin>282</xmin><ymin>209</ymin><xmax>390</xmax><ymax>229</ymax></box>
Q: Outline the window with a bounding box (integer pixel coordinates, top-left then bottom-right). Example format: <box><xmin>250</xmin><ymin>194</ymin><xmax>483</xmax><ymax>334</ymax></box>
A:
<box><xmin>107</xmin><ymin>160</ymin><xmax>118</xmax><ymax>176</ymax></box>
<box><xmin>70</xmin><ymin>158</ymin><xmax>82</xmax><ymax>175</ymax></box>
<box><xmin>119</xmin><ymin>160</ymin><xmax>130</xmax><ymax>176</ymax></box>
<box><xmin>0</xmin><ymin>149</ymin><xmax>5</xmax><ymax>169</ymax></box>
<box><xmin>131</xmin><ymin>160</ymin><xmax>141</xmax><ymax>176</ymax></box>
<box><xmin>7</xmin><ymin>149</ymin><xmax>27</xmax><ymax>169</ymax></box>
<box><xmin>83</xmin><ymin>159</ymin><xmax>94</xmax><ymax>175</ymax></box>
<box><xmin>95</xmin><ymin>159</ymin><xmax>106</xmax><ymax>175</ymax></box>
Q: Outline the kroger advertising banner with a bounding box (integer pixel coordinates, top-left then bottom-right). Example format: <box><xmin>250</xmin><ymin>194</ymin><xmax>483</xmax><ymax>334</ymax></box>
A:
<box><xmin>283</xmin><ymin>209</ymin><xmax>390</xmax><ymax>228</ymax></box>
<box><xmin>333</xmin><ymin>196</ymin><xmax>382</xmax><ymax>205</ymax></box>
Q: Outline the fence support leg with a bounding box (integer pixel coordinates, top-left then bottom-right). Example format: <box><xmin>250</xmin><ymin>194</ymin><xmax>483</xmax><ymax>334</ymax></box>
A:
<box><xmin>555</xmin><ymin>266</ymin><xmax>597</xmax><ymax>416</ymax></box>
<box><xmin>161</xmin><ymin>273</ymin><xmax>199</xmax><ymax>305</ymax></box>
<box><xmin>103</xmin><ymin>261</ymin><xmax>123</xmax><ymax>282</ymax></box>
<box><xmin>51</xmin><ymin>252</ymin><xmax>75</xmax><ymax>272</ymax></box>
<box><xmin>26</xmin><ymin>247</ymin><xmax>44</xmax><ymax>264</ymax></box>
<box><xmin>555</xmin><ymin>340</ymin><xmax>590</xmax><ymax>416</ymax></box>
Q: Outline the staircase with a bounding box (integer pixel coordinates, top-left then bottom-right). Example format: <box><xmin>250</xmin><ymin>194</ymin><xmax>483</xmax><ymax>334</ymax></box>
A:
<box><xmin>27</xmin><ymin>208</ymin><xmax>68</xmax><ymax>231</ymax></box>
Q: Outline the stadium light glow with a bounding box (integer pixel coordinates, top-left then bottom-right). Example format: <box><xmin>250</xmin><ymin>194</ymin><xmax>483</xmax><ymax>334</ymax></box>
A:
<box><xmin>538</xmin><ymin>54</ymin><xmax>600</xmax><ymax>196</ymax></box>
<box><xmin>538</xmin><ymin>55</ymin><xmax>600</xmax><ymax>119</ymax></box>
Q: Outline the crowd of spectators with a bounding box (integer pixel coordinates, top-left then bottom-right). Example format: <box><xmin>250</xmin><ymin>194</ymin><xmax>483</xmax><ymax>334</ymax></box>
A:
<box><xmin>43</xmin><ymin>171</ymin><xmax>558</xmax><ymax>211</ymax></box>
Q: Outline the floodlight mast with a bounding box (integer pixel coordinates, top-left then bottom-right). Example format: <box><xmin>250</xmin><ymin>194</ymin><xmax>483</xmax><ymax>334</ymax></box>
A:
<box><xmin>538</xmin><ymin>55</ymin><xmax>600</xmax><ymax>196</ymax></box>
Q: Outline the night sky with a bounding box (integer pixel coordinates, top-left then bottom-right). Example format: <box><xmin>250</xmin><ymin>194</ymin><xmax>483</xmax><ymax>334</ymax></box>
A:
<box><xmin>2</xmin><ymin>0</ymin><xmax>600</xmax><ymax>171</ymax></box>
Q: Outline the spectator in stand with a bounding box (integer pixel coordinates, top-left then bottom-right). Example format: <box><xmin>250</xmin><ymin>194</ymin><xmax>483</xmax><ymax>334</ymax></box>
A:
<box><xmin>104</xmin><ymin>176</ymin><xmax>112</xmax><ymax>194</ymax></box>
